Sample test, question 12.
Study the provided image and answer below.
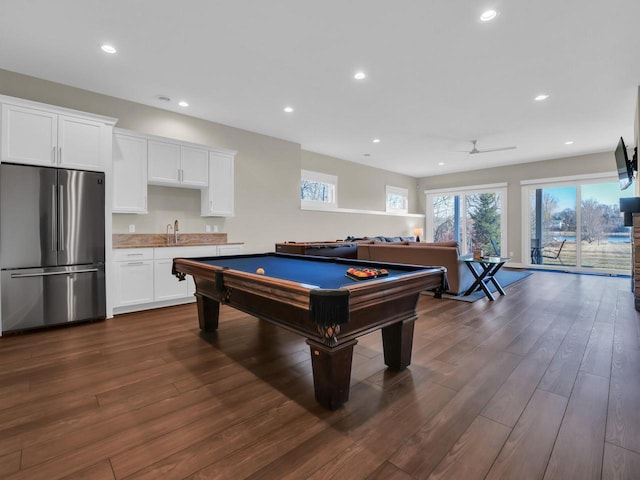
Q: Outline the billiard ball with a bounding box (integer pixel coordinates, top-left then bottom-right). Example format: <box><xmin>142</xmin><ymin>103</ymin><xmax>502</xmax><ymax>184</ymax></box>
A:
<box><xmin>256</xmin><ymin>268</ymin><xmax>265</xmax><ymax>275</ymax></box>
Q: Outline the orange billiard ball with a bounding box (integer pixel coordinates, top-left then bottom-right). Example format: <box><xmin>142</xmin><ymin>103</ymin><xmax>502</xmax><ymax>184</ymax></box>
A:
<box><xmin>256</xmin><ymin>268</ymin><xmax>265</xmax><ymax>275</ymax></box>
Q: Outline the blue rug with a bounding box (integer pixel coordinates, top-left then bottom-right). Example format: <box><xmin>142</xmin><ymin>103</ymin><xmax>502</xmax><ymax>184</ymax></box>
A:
<box><xmin>425</xmin><ymin>269</ymin><xmax>532</xmax><ymax>302</ymax></box>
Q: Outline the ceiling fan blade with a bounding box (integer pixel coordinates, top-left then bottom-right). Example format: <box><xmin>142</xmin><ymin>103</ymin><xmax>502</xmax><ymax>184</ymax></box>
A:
<box><xmin>475</xmin><ymin>146</ymin><xmax>517</xmax><ymax>154</ymax></box>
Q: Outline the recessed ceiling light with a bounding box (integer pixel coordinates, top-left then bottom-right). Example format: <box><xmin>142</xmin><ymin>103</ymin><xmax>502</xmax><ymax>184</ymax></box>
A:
<box><xmin>283</xmin><ymin>106</ymin><xmax>294</xmax><ymax>113</ymax></box>
<box><xmin>480</xmin><ymin>10</ymin><xmax>497</xmax><ymax>22</ymax></box>
<box><xmin>535</xmin><ymin>94</ymin><xmax>549</xmax><ymax>101</ymax></box>
<box><xmin>373</xmin><ymin>138</ymin><xmax>381</xmax><ymax>143</ymax></box>
<box><xmin>363</xmin><ymin>153</ymin><xmax>371</xmax><ymax>157</ymax></box>
<box><xmin>178</xmin><ymin>101</ymin><xmax>189</xmax><ymax>107</ymax></box>
<box><xmin>438</xmin><ymin>162</ymin><xmax>445</xmax><ymax>166</ymax></box>
<box><xmin>565</xmin><ymin>140</ymin><xmax>574</xmax><ymax>145</ymax></box>
<box><xmin>156</xmin><ymin>95</ymin><xmax>171</xmax><ymax>102</ymax></box>
<box><xmin>354</xmin><ymin>72</ymin><xmax>366</xmax><ymax>80</ymax></box>
<box><xmin>100</xmin><ymin>44</ymin><xmax>117</xmax><ymax>54</ymax></box>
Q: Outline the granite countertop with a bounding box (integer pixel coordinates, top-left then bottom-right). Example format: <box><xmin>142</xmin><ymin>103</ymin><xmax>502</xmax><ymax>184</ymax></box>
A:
<box><xmin>113</xmin><ymin>233</ymin><xmax>242</xmax><ymax>249</ymax></box>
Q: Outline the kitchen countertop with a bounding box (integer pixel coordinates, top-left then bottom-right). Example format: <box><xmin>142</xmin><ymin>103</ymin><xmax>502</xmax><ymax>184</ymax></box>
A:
<box><xmin>113</xmin><ymin>233</ymin><xmax>243</xmax><ymax>249</ymax></box>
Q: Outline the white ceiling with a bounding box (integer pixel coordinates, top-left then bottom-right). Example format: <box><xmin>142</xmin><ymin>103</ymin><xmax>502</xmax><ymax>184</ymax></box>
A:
<box><xmin>1</xmin><ymin>0</ymin><xmax>639</xmax><ymax>177</ymax></box>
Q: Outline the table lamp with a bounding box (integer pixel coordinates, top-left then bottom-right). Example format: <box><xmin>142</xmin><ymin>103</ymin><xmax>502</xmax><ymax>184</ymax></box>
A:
<box><xmin>413</xmin><ymin>227</ymin><xmax>423</xmax><ymax>242</ymax></box>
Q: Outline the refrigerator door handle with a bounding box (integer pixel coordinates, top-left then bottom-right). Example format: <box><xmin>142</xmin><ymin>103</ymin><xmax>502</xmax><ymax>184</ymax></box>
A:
<box><xmin>58</xmin><ymin>185</ymin><xmax>64</xmax><ymax>251</ymax></box>
<box><xmin>11</xmin><ymin>268</ymin><xmax>100</xmax><ymax>278</ymax></box>
<box><xmin>51</xmin><ymin>185</ymin><xmax>57</xmax><ymax>251</ymax></box>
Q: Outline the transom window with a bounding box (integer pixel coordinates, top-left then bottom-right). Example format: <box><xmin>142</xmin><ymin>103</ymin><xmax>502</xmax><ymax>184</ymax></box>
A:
<box><xmin>386</xmin><ymin>185</ymin><xmax>409</xmax><ymax>214</ymax></box>
<box><xmin>301</xmin><ymin>170</ymin><xmax>337</xmax><ymax>210</ymax></box>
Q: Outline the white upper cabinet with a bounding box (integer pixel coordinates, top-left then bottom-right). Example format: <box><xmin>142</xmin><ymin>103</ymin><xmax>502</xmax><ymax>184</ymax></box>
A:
<box><xmin>180</xmin><ymin>145</ymin><xmax>208</xmax><ymax>187</ymax></box>
<box><xmin>147</xmin><ymin>140</ymin><xmax>181</xmax><ymax>184</ymax></box>
<box><xmin>1</xmin><ymin>104</ymin><xmax>57</xmax><ymax>166</ymax></box>
<box><xmin>58</xmin><ymin>115</ymin><xmax>107</xmax><ymax>171</ymax></box>
<box><xmin>1</xmin><ymin>98</ymin><xmax>115</xmax><ymax>171</ymax></box>
<box><xmin>113</xmin><ymin>131</ymin><xmax>148</xmax><ymax>213</ymax></box>
<box><xmin>112</xmin><ymin>128</ymin><xmax>235</xmax><ymax>217</ymax></box>
<box><xmin>202</xmin><ymin>151</ymin><xmax>235</xmax><ymax>217</ymax></box>
<box><xmin>148</xmin><ymin>140</ymin><xmax>208</xmax><ymax>188</ymax></box>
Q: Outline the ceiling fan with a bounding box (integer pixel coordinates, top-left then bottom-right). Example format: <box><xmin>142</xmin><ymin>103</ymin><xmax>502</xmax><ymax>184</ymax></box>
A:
<box><xmin>461</xmin><ymin>139</ymin><xmax>517</xmax><ymax>155</ymax></box>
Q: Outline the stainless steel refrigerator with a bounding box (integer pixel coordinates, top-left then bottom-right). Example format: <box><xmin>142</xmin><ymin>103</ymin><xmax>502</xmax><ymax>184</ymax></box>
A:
<box><xmin>1</xmin><ymin>163</ymin><xmax>106</xmax><ymax>333</ymax></box>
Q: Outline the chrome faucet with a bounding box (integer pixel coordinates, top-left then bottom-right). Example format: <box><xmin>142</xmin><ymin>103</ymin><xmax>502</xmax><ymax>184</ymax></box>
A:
<box><xmin>166</xmin><ymin>224</ymin><xmax>173</xmax><ymax>244</ymax></box>
<box><xmin>174</xmin><ymin>219</ymin><xmax>179</xmax><ymax>243</ymax></box>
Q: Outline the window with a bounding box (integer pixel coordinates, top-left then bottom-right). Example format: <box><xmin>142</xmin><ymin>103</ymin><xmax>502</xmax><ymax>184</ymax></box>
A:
<box><xmin>523</xmin><ymin>174</ymin><xmax>633</xmax><ymax>273</ymax></box>
<box><xmin>301</xmin><ymin>170</ymin><xmax>337</xmax><ymax>210</ymax></box>
<box><xmin>426</xmin><ymin>183</ymin><xmax>507</xmax><ymax>256</ymax></box>
<box><xmin>386</xmin><ymin>185</ymin><xmax>409</xmax><ymax>214</ymax></box>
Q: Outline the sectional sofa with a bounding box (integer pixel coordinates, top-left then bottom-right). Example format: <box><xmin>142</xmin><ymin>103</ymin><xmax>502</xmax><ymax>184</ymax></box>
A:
<box><xmin>356</xmin><ymin>241</ymin><xmax>473</xmax><ymax>295</ymax></box>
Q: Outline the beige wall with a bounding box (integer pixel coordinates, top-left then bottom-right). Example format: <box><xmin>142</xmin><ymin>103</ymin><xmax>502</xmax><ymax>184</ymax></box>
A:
<box><xmin>2</xmin><ymin>68</ymin><xmax>618</xmax><ymax>260</ymax></box>
<box><xmin>418</xmin><ymin>152</ymin><xmax>616</xmax><ymax>263</ymax></box>
<box><xmin>302</xmin><ymin>150</ymin><xmax>419</xmax><ymax>212</ymax></box>
<box><xmin>0</xmin><ymin>68</ymin><xmax>422</xmax><ymax>253</ymax></box>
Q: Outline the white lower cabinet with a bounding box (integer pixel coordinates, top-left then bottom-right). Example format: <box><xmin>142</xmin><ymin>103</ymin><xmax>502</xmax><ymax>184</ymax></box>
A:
<box><xmin>113</xmin><ymin>244</ymin><xmax>243</xmax><ymax>313</ymax></box>
<box><xmin>154</xmin><ymin>258</ymin><xmax>189</xmax><ymax>301</ymax></box>
<box><xmin>113</xmin><ymin>249</ymin><xmax>154</xmax><ymax>307</ymax></box>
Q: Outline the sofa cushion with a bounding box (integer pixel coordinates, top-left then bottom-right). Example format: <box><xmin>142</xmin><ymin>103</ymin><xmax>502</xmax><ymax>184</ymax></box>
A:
<box><xmin>345</xmin><ymin>235</ymin><xmax>416</xmax><ymax>243</ymax></box>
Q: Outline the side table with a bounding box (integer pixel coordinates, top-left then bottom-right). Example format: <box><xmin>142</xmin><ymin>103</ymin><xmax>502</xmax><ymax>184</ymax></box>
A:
<box><xmin>461</xmin><ymin>256</ymin><xmax>511</xmax><ymax>301</ymax></box>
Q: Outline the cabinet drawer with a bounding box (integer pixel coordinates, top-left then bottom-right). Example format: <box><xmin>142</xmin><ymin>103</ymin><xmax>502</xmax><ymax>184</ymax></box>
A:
<box><xmin>113</xmin><ymin>248</ymin><xmax>154</xmax><ymax>262</ymax></box>
<box><xmin>154</xmin><ymin>245</ymin><xmax>220</xmax><ymax>260</ymax></box>
<box><xmin>218</xmin><ymin>244</ymin><xmax>244</xmax><ymax>256</ymax></box>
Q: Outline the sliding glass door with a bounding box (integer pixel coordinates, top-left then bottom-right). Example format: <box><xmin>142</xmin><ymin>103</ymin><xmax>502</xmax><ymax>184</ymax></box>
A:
<box><xmin>529</xmin><ymin>186</ymin><xmax>577</xmax><ymax>267</ymax></box>
<box><xmin>426</xmin><ymin>184</ymin><xmax>507</xmax><ymax>256</ymax></box>
<box><xmin>524</xmin><ymin>176</ymin><xmax>633</xmax><ymax>273</ymax></box>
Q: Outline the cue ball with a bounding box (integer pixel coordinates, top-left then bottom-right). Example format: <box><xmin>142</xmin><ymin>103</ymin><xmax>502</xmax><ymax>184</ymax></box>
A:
<box><xmin>256</xmin><ymin>268</ymin><xmax>265</xmax><ymax>274</ymax></box>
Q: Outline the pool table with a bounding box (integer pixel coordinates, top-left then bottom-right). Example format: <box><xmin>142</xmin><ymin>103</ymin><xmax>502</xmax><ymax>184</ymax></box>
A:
<box><xmin>172</xmin><ymin>253</ymin><xmax>446</xmax><ymax>409</ymax></box>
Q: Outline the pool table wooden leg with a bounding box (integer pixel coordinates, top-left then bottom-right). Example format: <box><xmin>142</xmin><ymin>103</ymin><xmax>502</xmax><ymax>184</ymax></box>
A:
<box><xmin>381</xmin><ymin>317</ymin><xmax>416</xmax><ymax>370</ymax></box>
<box><xmin>195</xmin><ymin>293</ymin><xmax>220</xmax><ymax>331</ymax></box>
<box><xmin>306</xmin><ymin>338</ymin><xmax>358</xmax><ymax>410</ymax></box>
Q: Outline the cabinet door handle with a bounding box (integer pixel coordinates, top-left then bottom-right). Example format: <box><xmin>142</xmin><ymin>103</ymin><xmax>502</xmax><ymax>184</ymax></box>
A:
<box><xmin>126</xmin><ymin>261</ymin><xmax>144</xmax><ymax>266</ymax></box>
<box><xmin>126</xmin><ymin>253</ymin><xmax>144</xmax><ymax>256</ymax></box>
<box><xmin>144</xmin><ymin>196</ymin><xmax>147</xmax><ymax>210</ymax></box>
<box><xmin>12</xmin><ymin>268</ymin><xmax>99</xmax><ymax>278</ymax></box>
<box><xmin>209</xmin><ymin>200</ymin><xmax>213</xmax><ymax>209</ymax></box>
<box><xmin>177</xmin><ymin>168</ymin><xmax>181</xmax><ymax>182</ymax></box>
<box><xmin>58</xmin><ymin>146</ymin><xmax>62</xmax><ymax>164</ymax></box>
<box><xmin>52</xmin><ymin>146</ymin><xmax>56</xmax><ymax>163</ymax></box>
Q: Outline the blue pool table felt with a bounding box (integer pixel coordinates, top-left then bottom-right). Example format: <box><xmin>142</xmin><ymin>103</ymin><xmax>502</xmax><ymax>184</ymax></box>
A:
<box><xmin>199</xmin><ymin>256</ymin><xmax>415</xmax><ymax>289</ymax></box>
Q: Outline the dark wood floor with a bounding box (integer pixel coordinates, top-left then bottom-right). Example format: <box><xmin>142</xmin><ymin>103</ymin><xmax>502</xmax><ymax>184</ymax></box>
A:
<box><xmin>1</xmin><ymin>270</ymin><xmax>640</xmax><ymax>479</ymax></box>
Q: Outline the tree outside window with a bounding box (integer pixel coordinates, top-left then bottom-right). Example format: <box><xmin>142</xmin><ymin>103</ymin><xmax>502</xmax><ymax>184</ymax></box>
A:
<box><xmin>467</xmin><ymin>193</ymin><xmax>500</xmax><ymax>254</ymax></box>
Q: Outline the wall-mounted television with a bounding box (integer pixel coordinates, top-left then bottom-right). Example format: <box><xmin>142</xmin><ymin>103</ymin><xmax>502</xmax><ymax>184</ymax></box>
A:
<box><xmin>615</xmin><ymin>136</ymin><xmax>633</xmax><ymax>190</ymax></box>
